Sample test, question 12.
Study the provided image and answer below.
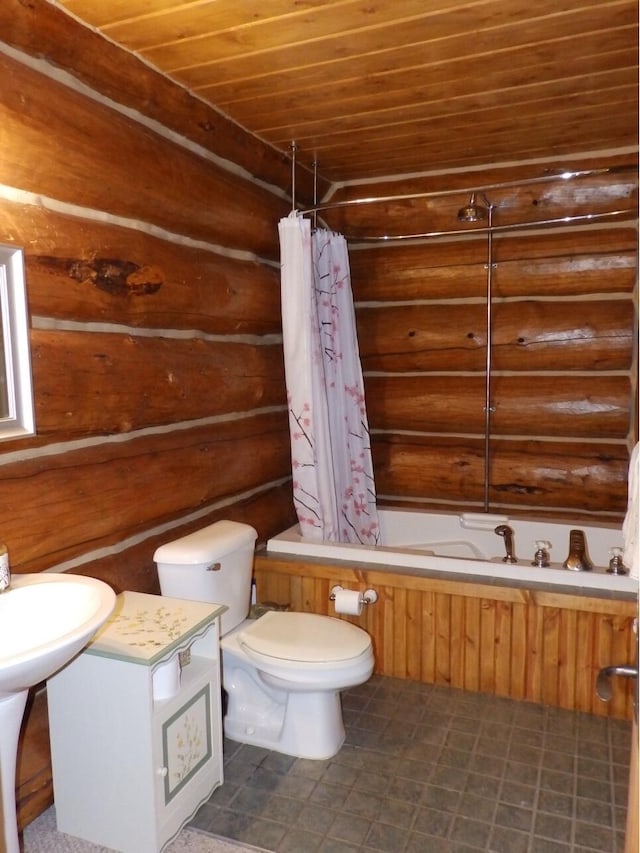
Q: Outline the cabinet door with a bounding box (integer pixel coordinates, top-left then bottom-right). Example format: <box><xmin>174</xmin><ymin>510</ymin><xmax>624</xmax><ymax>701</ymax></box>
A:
<box><xmin>154</xmin><ymin>665</ymin><xmax>223</xmax><ymax>845</ymax></box>
<box><xmin>161</xmin><ymin>682</ymin><xmax>214</xmax><ymax>804</ymax></box>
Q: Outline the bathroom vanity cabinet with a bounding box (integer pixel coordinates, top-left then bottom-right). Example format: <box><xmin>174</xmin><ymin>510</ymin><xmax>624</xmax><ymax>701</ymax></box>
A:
<box><xmin>47</xmin><ymin>591</ymin><xmax>226</xmax><ymax>853</ymax></box>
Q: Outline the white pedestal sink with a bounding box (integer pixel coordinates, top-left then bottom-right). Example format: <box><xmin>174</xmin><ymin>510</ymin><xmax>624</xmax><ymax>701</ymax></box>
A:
<box><xmin>0</xmin><ymin>573</ymin><xmax>116</xmax><ymax>853</ymax></box>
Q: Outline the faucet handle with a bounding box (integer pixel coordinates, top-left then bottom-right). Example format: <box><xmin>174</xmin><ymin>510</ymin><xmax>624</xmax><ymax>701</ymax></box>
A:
<box><xmin>607</xmin><ymin>547</ymin><xmax>627</xmax><ymax>575</ymax></box>
<box><xmin>532</xmin><ymin>540</ymin><xmax>551</xmax><ymax>567</ymax></box>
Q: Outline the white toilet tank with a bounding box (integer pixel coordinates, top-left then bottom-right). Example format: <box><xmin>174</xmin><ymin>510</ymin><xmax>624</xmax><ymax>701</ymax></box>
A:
<box><xmin>154</xmin><ymin>520</ymin><xmax>258</xmax><ymax>635</ymax></box>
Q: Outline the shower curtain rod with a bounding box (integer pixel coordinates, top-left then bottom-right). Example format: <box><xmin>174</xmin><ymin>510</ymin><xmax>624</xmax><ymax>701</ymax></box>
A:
<box><xmin>299</xmin><ymin>164</ymin><xmax>637</xmax><ymax>217</ymax></box>
<box><xmin>344</xmin><ymin>207</ymin><xmax>638</xmax><ymax>243</ymax></box>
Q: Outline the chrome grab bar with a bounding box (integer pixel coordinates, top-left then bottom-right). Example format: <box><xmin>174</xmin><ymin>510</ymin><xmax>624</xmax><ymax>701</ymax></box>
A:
<box><xmin>596</xmin><ymin>664</ymin><xmax>638</xmax><ymax>702</ymax></box>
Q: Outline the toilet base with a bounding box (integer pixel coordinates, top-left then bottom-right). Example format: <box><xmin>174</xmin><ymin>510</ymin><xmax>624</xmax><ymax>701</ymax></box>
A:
<box><xmin>220</xmin><ymin>617</ymin><xmax>373</xmax><ymax>760</ymax></box>
<box><xmin>224</xmin><ymin>685</ymin><xmax>346</xmax><ymax>760</ymax></box>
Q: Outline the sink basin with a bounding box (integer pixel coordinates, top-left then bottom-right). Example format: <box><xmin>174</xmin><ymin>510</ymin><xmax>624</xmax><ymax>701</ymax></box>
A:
<box><xmin>0</xmin><ymin>573</ymin><xmax>116</xmax><ymax>698</ymax></box>
<box><xmin>0</xmin><ymin>572</ymin><xmax>116</xmax><ymax>853</ymax></box>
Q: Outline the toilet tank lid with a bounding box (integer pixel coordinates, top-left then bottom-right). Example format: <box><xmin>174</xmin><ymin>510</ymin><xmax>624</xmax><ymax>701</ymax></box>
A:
<box><xmin>153</xmin><ymin>520</ymin><xmax>257</xmax><ymax>565</ymax></box>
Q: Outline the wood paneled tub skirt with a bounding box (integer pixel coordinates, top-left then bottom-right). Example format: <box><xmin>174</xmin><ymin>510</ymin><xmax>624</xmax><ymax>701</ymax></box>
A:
<box><xmin>254</xmin><ymin>508</ymin><xmax>637</xmax><ymax>720</ymax></box>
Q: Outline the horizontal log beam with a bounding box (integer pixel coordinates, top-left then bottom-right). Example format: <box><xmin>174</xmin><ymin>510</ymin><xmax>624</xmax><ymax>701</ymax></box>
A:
<box><xmin>372</xmin><ymin>436</ymin><xmax>629</xmax><ymax>515</ymax></box>
<box><xmin>0</xmin><ymin>52</ymin><xmax>286</xmax><ymax>259</ymax></box>
<box><xmin>67</xmin><ymin>481</ymin><xmax>296</xmax><ymax>597</ymax></box>
<box><xmin>327</xmin><ymin>157</ymin><xmax>638</xmax><ymax>237</ymax></box>
<box><xmin>365</xmin><ymin>374</ymin><xmax>631</xmax><ymax>438</ymax></box>
<box><xmin>351</xmin><ymin>230</ymin><xmax>637</xmax><ymax>301</ymax></box>
<box><xmin>0</xmin><ymin>199</ymin><xmax>282</xmax><ymax>334</ymax></box>
<box><xmin>31</xmin><ymin>330</ymin><xmax>286</xmax><ymax>438</ymax></box>
<box><xmin>3</xmin><ymin>410</ymin><xmax>290</xmax><ymax>572</ymax></box>
<box><xmin>357</xmin><ymin>299</ymin><xmax>633</xmax><ymax>371</ymax></box>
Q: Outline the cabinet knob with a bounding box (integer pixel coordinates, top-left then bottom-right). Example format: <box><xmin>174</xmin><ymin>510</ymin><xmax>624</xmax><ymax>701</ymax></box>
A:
<box><xmin>157</xmin><ymin>767</ymin><xmax>168</xmax><ymax>778</ymax></box>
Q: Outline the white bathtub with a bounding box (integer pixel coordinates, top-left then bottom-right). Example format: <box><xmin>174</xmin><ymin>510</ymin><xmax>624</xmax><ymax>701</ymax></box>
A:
<box><xmin>267</xmin><ymin>508</ymin><xmax>637</xmax><ymax>594</ymax></box>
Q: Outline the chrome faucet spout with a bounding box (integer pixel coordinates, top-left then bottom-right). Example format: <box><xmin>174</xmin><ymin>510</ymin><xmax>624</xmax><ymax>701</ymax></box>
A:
<box><xmin>495</xmin><ymin>525</ymin><xmax>517</xmax><ymax>563</ymax></box>
<box><xmin>563</xmin><ymin>529</ymin><xmax>593</xmax><ymax>572</ymax></box>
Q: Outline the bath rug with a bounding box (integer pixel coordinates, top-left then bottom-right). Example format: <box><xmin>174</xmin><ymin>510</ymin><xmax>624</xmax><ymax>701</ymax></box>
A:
<box><xmin>23</xmin><ymin>805</ymin><xmax>266</xmax><ymax>853</ymax></box>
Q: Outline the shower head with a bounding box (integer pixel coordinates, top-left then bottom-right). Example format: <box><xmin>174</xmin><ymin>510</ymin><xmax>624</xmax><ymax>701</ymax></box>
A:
<box><xmin>457</xmin><ymin>192</ymin><xmax>489</xmax><ymax>222</ymax></box>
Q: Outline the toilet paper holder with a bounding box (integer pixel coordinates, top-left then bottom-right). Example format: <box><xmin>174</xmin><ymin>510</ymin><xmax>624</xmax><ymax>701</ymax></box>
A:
<box><xmin>329</xmin><ymin>585</ymin><xmax>378</xmax><ymax>605</ymax></box>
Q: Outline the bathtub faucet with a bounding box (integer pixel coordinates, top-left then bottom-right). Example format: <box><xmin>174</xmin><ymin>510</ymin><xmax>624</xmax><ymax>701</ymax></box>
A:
<box><xmin>562</xmin><ymin>529</ymin><xmax>593</xmax><ymax>572</ymax></box>
<box><xmin>495</xmin><ymin>525</ymin><xmax>517</xmax><ymax>563</ymax></box>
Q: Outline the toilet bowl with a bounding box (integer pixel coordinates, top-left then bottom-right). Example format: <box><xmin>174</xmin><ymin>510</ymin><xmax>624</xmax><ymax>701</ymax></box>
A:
<box><xmin>221</xmin><ymin>611</ymin><xmax>373</xmax><ymax>759</ymax></box>
<box><xmin>154</xmin><ymin>520</ymin><xmax>374</xmax><ymax>760</ymax></box>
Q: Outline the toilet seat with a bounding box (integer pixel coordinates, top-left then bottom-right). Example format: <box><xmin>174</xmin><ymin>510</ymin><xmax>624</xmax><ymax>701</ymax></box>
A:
<box><xmin>238</xmin><ymin>610</ymin><xmax>371</xmax><ymax>664</ymax></box>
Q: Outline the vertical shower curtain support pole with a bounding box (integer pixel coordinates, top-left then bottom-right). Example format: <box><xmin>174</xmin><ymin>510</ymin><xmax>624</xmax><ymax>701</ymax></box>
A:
<box><xmin>312</xmin><ymin>161</ymin><xmax>318</xmax><ymax>231</ymax></box>
<box><xmin>484</xmin><ymin>203</ymin><xmax>494</xmax><ymax>513</ymax></box>
<box><xmin>290</xmin><ymin>141</ymin><xmax>297</xmax><ymax>212</ymax></box>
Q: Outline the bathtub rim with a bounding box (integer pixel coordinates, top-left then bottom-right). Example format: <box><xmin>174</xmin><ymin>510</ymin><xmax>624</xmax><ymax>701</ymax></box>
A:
<box><xmin>266</xmin><ymin>517</ymin><xmax>638</xmax><ymax>600</ymax></box>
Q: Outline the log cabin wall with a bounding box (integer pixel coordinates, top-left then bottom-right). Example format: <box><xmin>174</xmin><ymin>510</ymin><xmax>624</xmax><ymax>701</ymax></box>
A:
<box><xmin>2</xmin><ymin>0</ymin><xmax>638</xmax><ymax>833</ymax></box>
<box><xmin>0</xmin><ymin>6</ymin><xmax>303</xmax><ymax>590</ymax></box>
<box><xmin>326</xmin><ymin>157</ymin><xmax>638</xmax><ymax>524</ymax></box>
<box><xmin>0</xmin><ymin>3</ymin><xmax>302</xmax><ymax>828</ymax></box>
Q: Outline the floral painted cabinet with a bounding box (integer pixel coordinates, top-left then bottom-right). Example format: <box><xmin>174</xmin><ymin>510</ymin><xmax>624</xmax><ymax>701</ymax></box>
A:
<box><xmin>47</xmin><ymin>591</ymin><xmax>226</xmax><ymax>853</ymax></box>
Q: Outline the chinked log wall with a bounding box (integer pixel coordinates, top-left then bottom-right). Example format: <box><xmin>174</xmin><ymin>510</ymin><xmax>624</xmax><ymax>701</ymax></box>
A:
<box><xmin>2</xmin><ymin>0</ymin><xmax>638</xmax><ymax>832</ymax></box>
<box><xmin>0</xmin><ymin>1</ymin><xmax>303</xmax><ymax>828</ymax></box>
<box><xmin>332</xmin><ymin>161</ymin><xmax>638</xmax><ymax>523</ymax></box>
<box><xmin>254</xmin><ymin>555</ymin><xmax>637</xmax><ymax>722</ymax></box>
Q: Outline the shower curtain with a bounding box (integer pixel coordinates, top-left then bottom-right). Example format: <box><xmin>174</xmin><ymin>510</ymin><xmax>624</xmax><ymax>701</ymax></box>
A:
<box><xmin>278</xmin><ymin>211</ymin><xmax>379</xmax><ymax>544</ymax></box>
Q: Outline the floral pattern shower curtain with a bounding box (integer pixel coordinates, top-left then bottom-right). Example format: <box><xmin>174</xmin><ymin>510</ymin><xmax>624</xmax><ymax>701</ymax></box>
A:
<box><xmin>278</xmin><ymin>211</ymin><xmax>379</xmax><ymax>544</ymax></box>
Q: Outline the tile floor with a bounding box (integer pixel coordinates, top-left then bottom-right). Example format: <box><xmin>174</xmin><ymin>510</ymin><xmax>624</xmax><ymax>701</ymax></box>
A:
<box><xmin>189</xmin><ymin>676</ymin><xmax>632</xmax><ymax>852</ymax></box>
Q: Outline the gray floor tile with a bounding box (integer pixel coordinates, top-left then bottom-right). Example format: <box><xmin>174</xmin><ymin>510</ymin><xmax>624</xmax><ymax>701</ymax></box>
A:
<box><xmin>421</xmin><ymin>782</ymin><xmax>462</xmax><ymax>811</ymax></box>
<box><xmin>362</xmin><ymin>821</ymin><xmax>409</xmax><ymax>851</ymax></box>
<box><xmin>189</xmin><ymin>675</ymin><xmax>631</xmax><ymax>852</ymax></box>
<box><xmin>494</xmin><ymin>802</ymin><xmax>533</xmax><ymax>833</ymax></box>
<box><xmin>537</xmin><ymin>788</ymin><xmax>573</xmax><ymax>817</ymax></box>
<box><xmin>449</xmin><ymin>814</ymin><xmax>492</xmax><ymax>846</ymax></box>
<box><xmin>277</xmin><ymin>828</ymin><xmax>324</xmax><ymax>852</ymax></box>
<box><xmin>318</xmin><ymin>839</ymin><xmax>360</xmax><ymax>853</ymax></box>
<box><xmin>498</xmin><ymin>780</ymin><xmax>536</xmax><ymax>809</ymax></box>
<box><xmin>294</xmin><ymin>803</ymin><xmax>338</xmax><ymax>835</ymax></box>
<box><xmin>386</xmin><ymin>775</ymin><xmax>426</xmax><ymax>804</ymax></box>
<box><xmin>529</xmin><ymin>838</ymin><xmax>572</xmax><ymax>853</ymax></box>
<box><xmin>573</xmin><ymin>819</ymin><xmax>619</xmax><ymax>850</ymax></box>
<box><xmin>376</xmin><ymin>796</ymin><xmax>416</xmax><ymax>829</ymax></box>
<box><xmin>534</xmin><ymin>810</ymin><xmax>573</xmax><ymax>843</ymax></box>
<box><xmin>327</xmin><ymin>812</ymin><xmax>371</xmax><ymax>845</ymax></box>
<box><xmin>413</xmin><ymin>804</ymin><xmax>453</xmax><ymax>837</ymax></box>
<box><xmin>341</xmin><ymin>790</ymin><xmax>383</xmax><ymax>821</ymax></box>
<box><xmin>488</xmin><ymin>824</ymin><xmax>529</xmax><ymax>853</ymax></box>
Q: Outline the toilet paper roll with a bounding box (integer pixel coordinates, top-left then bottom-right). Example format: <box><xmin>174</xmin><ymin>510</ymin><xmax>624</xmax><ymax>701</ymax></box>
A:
<box><xmin>152</xmin><ymin>656</ymin><xmax>181</xmax><ymax>701</ymax></box>
<box><xmin>333</xmin><ymin>588</ymin><xmax>363</xmax><ymax>616</ymax></box>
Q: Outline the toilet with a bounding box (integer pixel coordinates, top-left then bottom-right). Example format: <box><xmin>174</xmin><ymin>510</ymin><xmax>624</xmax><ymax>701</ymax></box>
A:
<box><xmin>154</xmin><ymin>520</ymin><xmax>374</xmax><ymax>760</ymax></box>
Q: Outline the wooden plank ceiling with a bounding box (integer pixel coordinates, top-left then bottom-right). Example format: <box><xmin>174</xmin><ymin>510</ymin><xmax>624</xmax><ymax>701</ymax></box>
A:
<box><xmin>56</xmin><ymin>0</ymin><xmax>638</xmax><ymax>185</ymax></box>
